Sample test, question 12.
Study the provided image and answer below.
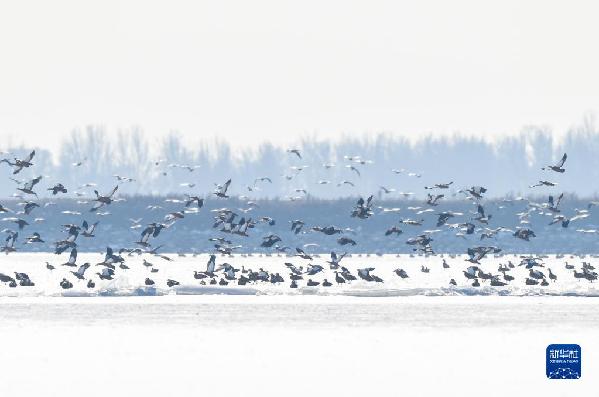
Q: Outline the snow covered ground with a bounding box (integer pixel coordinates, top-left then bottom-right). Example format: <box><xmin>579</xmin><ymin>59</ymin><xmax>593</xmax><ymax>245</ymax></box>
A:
<box><xmin>0</xmin><ymin>253</ymin><xmax>597</xmax><ymax>396</ymax></box>
<box><xmin>0</xmin><ymin>252</ymin><xmax>598</xmax><ymax>296</ymax></box>
<box><xmin>0</xmin><ymin>295</ymin><xmax>597</xmax><ymax>396</ymax></box>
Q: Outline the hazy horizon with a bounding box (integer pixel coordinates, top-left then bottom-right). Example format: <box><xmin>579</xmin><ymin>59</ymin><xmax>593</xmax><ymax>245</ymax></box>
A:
<box><xmin>2</xmin><ymin>121</ymin><xmax>599</xmax><ymax>199</ymax></box>
<box><xmin>0</xmin><ymin>113</ymin><xmax>597</xmax><ymax>158</ymax></box>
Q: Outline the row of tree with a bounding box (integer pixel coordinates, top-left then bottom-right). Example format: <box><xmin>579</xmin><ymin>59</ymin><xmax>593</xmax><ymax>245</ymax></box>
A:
<box><xmin>1</xmin><ymin>118</ymin><xmax>599</xmax><ymax>199</ymax></box>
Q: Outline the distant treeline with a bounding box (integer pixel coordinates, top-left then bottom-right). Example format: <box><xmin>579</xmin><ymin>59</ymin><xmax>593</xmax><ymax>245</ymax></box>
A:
<box><xmin>1</xmin><ymin>119</ymin><xmax>599</xmax><ymax>199</ymax></box>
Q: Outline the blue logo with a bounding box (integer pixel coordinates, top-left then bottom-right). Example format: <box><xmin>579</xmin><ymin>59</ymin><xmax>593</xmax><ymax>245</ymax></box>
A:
<box><xmin>546</xmin><ymin>344</ymin><xmax>581</xmax><ymax>379</ymax></box>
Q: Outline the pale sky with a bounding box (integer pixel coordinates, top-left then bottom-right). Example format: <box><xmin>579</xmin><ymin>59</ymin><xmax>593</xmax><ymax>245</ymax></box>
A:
<box><xmin>1</xmin><ymin>0</ymin><xmax>598</xmax><ymax>153</ymax></box>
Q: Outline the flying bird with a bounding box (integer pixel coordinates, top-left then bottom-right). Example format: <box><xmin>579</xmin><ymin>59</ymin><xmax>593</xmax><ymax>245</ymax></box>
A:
<box><xmin>0</xmin><ymin>150</ymin><xmax>35</xmax><ymax>174</ymax></box>
<box><xmin>542</xmin><ymin>153</ymin><xmax>567</xmax><ymax>173</ymax></box>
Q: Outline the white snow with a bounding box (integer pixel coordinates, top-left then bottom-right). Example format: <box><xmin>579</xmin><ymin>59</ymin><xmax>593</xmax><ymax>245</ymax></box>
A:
<box><xmin>0</xmin><ymin>253</ymin><xmax>597</xmax><ymax>396</ymax></box>
<box><xmin>0</xmin><ymin>252</ymin><xmax>597</xmax><ymax>296</ymax></box>
<box><xmin>0</xmin><ymin>295</ymin><xmax>597</xmax><ymax>396</ymax></box>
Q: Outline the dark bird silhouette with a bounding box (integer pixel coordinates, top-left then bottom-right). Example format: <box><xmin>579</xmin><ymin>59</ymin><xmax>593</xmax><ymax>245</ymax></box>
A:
<box><xmin>71</xmin><ymin>263</ymin><xmax>91</xmax><ymax>280</ymax></box>
<box><xmin>261</xmin><ymin>234</ymin><xmax>281</xmax><ymax>248</ymax></box>
<box><xmin>81</xmin><ymin>221</ymin><xmax>98</xmax><ymax>237</ymax></box>
<box><xmin>542</xmin><ymin>153</ymin><xmax>567</xmax><ymax>173</ymax></box>
<box><xmin>17</xmin><ymin>176</ymin><xmax>42</xmax><ymax>196</ymax></box>
<box><xmin>385</xmin><ymin>226</ymin><xmax>403</xmax><ymax>236</ymax></box>
<box><xmin>287</xmin><ymin>149</ymin><xmax>301</xmax><ymax>159</ymax></box>
<box><xmin>426</xmin><ymin>194</ymin><xmax>444</xmax><ymax>206</ymax></box>
<box><xmin>48</xmin><ymin>183</ymin><xmax>68</xmax><ymax>195</ymax></box>
<box><xmin>90</xmin><ymin>186</ymin><xmax>119</xmax><ymax>212</ymax></box>
<box><xmin>1</xmin><ymin>150</ymin><xmax>35</xmax><ymax>174</ymax></box>
<box><xmin>473</xmin><ymin>205</ymin><xmax>491</xmax><ymax>224</ymax></box>
<box><xmin>547</xmin><ymin>193</ymin><xmax>564</xmax><ymax>213</ymax></box>
<box><xmin>463</xmin><ymin>186</ymin><xmax>487</xmax><ymax>200</ymax></box>
<box><xmin>295</xmin><ymin>247</ymin><xmax>313</xmax><ymax>260</ymax></box>
<box><xmin>327</xmin><ymin>251</ymin><xmax>347</xmax><ymax>269</ymax></box>
<box><xmin>425</xmin><ymin>182</ymin><xmax>453</xmax><ymax>190</ymax></box>
<box><xmin>214</xmin><ymin>179</ymin><xmax>232</xmax><ymax>198</ymax></box>
<box><xmin>24</xmin><ymin>232</ymin><xmax>44</xmax><ymax>244</ymax></box>
<box><xmin>185</xmin><ymin>196</ymin><xmax>204</xmax><ymax>208</ymax></box>
<box><xmin>529</xmin><ymin>180</ymin><xmax>557</xmax><ymax>188</ymax></box>
<box><xmin>514</xmin><ymin>228</ymin><xmax>536</xmax><ymax>241</ymax></box>
<box><xmin>351</xmin><ymin>196</ymin><xmax>374</xmax><ymax>219</ymax></box>
<box><xmin>290</xmin><ymin>220</ymin><xmax>305</xmax><ymax>234</ymax></box>
<box><xmin>60</xmin><ymin>278</ymin><xmax>73</xmax><ymax>289</ymax></box>
<box><xmin>337</xmin><ymin>237</ymin><xmax>357</xmax><ymax>246</ymax></box>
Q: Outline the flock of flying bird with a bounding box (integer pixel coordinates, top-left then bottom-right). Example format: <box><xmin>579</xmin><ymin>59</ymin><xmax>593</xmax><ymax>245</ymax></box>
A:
<box><xmin>0</xmin><ymin>148</ymin><xmax>598</xmax><ymax>292</ymax></box>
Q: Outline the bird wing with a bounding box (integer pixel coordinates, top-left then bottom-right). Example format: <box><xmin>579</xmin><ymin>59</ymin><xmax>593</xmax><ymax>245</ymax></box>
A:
<box><xmin>77</xmin><ymin>263</ymin><xmax>90</xmax><ymax>275</ymax></box>
<box><xmin>108</xmin><ymin>185</ymin><xmax>119</xmax><ymax>198</ymax></box>
<box><xmin>24</xmin><ymin>150</ymin><xmax>35</xmax><ymax>163</ymax></box>
<box><xmin>557</xmin><ymin>153</ymin><xmax>567</xmax><ymax>167</ymax></box>
<box><xmin>570</xmin><ymin>213</ymin><xmax>589</xmax><ymax>222</ymax></box>
<box><xmin>150</xmin><ymin>244</ymin><xmax>164</xmax><ymax>254</ymax></box>
<box><xmin>66</xmin><ymin>232</ymin><xmax>77</xmax><ymax>243</ymax></box>
<box><xmin>30</xmin><ymin>176</ymin><xmax>42</xmax><ymax>188</ymax></box>
<box><xmin>6</xmin><ymin>232</ymin><xmax>17</xmax><ymax>245</ymax></box>
<box><xmin>223</xmin><ymin>179</ymin><xmax>232</xmax><ymax>193</ymax></box>
<box><xmin>89</xmin><ymin>201</ymin><xmax>104</xmax><ymax>212</ymax></box>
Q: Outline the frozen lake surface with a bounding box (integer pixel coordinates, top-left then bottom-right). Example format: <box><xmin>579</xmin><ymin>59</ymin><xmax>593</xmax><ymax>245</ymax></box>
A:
<box><xmin>1</xmin><ymin>295</ymin><xmax>598</xmax><ymax>396</ymax></box>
